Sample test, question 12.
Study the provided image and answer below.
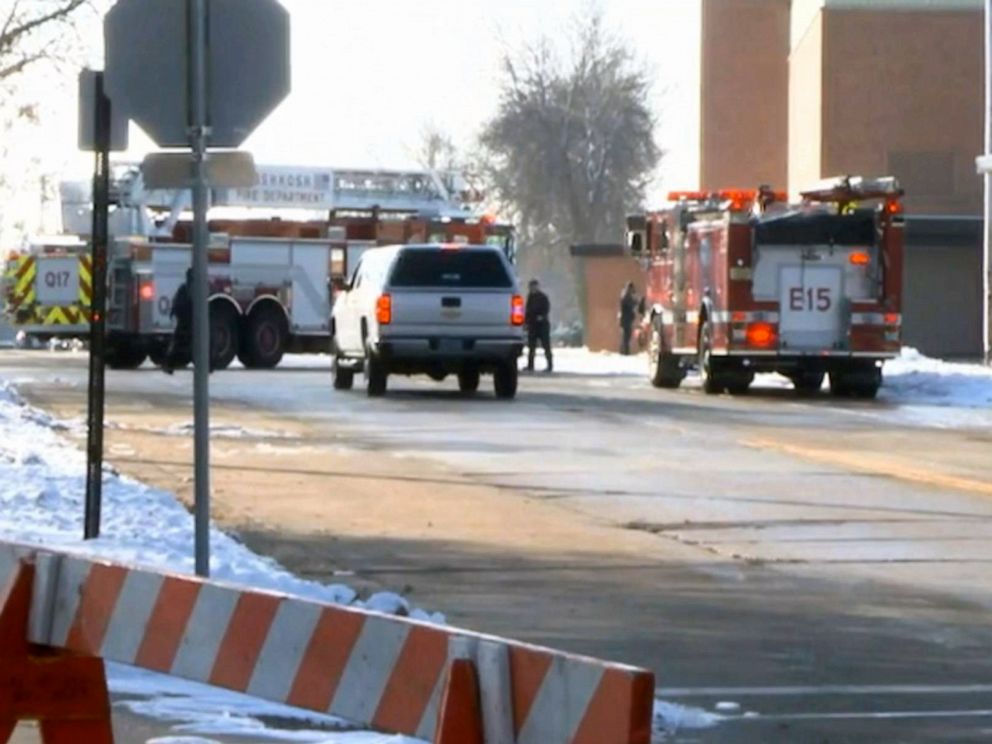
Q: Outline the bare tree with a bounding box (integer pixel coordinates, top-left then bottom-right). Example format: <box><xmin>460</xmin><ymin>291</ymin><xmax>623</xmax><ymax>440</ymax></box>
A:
<box><xmin>481</xmin><ymin>12</ymin><xmax>660</xmax><ymax>325</ymax></box>
<box><xmin>415</xmin><ymin>124</ymin><xmax>459</xmax><ymax>173</ymax></box>
<box><xmin>0</xmin><ymin>0</ymin><xmax>90</xmax><ymax>84</ymax></box>
<box><xmin>0</xmin><ymin>1</ymin><xmax>93</xmax><ymax>245</ymax></box>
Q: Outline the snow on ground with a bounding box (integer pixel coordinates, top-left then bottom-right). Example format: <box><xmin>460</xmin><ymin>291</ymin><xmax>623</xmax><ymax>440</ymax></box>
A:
<box><xmin>0</xmin><ymin>376</ymin><xmax>443</xmax><ymax>741</ymax></box>
<box><xmin>0</xmin><ymin>379</ymin><xmax>439</xmax><ymax>621</ymax></box>
<box><xmin>554</xmin><ymin>347</ymin><xmax>992</xmax><ymax>428</ymax></box>
<box><xmin>110</xmin><ymin>662</ymin><xmax>417</xmax><ymax>743</ymax></box>
<box><xmin>0</xmin><ymin>364</ymin><xmax>722</xmax><ymax>742</ymax></box>
<box><xmin>653</xmin><ymin>700</ymin><xmax>725</xmax><ymax>735</ymax></box>
<box><xmin>883</xmin><ymin>348</ymin><xmax>990</xmax><ymax>400</ymax></box>
<box><xmin>112</xmin><ymin>420</ymin><xmax>296</xmax><ymax>440</ymax></box>
<box><xmin>235</xmin><ymin>353</ymin><xmax>333</xmax><ymax>371</ymax></box>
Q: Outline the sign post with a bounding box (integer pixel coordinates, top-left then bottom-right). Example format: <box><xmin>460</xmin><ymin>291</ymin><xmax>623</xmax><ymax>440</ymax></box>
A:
<box><xmin>83</xmin><ymin>73</ymin><xmax>110</xmax><ymax>541</ymax></box>
<box><xmin>104</xmin><ymin>0</ymin><xmax>290</xmax><ymax>575</ymax></box>
<box><xmin>188</xmin><ymin>0</ymin><xmax>212</xmax><ymax>576</ymax></box>
<box><xmin>78</xmin><ymin>70</ymin><xmax>128</xmax><ymax>541</ymax></box>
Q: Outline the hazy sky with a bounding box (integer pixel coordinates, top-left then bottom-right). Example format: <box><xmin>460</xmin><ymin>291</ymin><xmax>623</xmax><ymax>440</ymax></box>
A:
<box><xmin>13</xmin><ymin>0</ymin><xmax>701</xmax><ymax>230</ymax></box>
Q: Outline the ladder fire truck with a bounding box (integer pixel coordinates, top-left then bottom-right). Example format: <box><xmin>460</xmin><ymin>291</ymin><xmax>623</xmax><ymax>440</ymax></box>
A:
<box><xmin>627</xmin><ymin>176</ymin><xmax>904</xmax><ymax>398</ymax></box>
<box><xmin>3</xmin><ymin>165</ymin><xmax>515</xmax><ymax>369</ymax></box>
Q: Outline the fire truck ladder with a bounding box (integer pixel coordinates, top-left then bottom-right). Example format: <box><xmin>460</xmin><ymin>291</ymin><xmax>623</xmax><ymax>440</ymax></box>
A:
<box><xmin>61</xmin><ymin>165</ymin><xmax>480</xmax><ymax>239</ymax></box>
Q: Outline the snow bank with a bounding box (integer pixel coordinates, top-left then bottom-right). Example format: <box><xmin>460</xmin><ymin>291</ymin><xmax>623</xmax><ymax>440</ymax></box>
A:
<box><xmin>552</xmin><ymin>346</ymin><xmax>992</xmax><ymax>427</ymax></box>
<box><xmin>881</xmin><ymin>347</ymin><xmax>992</xmax><ymax>409</ymax></box>
<box><xmin>0</xmin><ymin>376</ymin><xmax>444</xmax><ymax>741</ymax></box>
<box><xmin>0</xmin><ymin>379</ymin><xmax>441</xmax><ymax>622</ymax></box>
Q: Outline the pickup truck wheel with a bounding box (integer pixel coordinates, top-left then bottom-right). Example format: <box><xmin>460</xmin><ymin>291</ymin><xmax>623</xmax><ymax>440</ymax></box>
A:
<box><xmin>244</xmin><ymin>306</ymin><xmax>287</xmax><ymax>369</ymax></box>
<box><xmin>649</xmin><ymin>318</ymin><xmax>684</xmax><ymax>389</ymax></box>
<box><xmin>365</xmin><ymin>353</ymin><xmax>387</xmax><ymax>397</ymax></box>
<box><xmin>458</xmin><ymin>368</ymin><xmax>480</xmax><ymax>394</ymax></box>
<box><xmin>333</xmin><ymin>358</ymin><xmax>354</xmax><ymax>390</ymax></box>
<box><xmin>493</xmin><ymin>361</ymin><xmax>518</xmax><ymax>399</ymax></box>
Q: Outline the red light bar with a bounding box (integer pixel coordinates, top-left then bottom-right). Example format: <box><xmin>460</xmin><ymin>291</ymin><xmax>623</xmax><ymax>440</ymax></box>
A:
<box><xmin>667</xmin><ymin>190</ymin><xmax>710</xmax><ymax>202</ymax></box>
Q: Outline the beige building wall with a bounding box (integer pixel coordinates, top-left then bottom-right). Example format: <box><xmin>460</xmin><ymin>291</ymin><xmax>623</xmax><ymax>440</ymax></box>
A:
<box><xmin>788</xmin><ymin>9</ymin><xmax>823</xmax><ymax>197</ymax></box>
<box><xmin>699</xmin><ymin>0</ymin><xmax>791</xmax><ymax>191</ymax></box>
<box><xmin>819</xmin><ymin>9</ymin><xmax>983</xmax><ymax>214</ymax></box>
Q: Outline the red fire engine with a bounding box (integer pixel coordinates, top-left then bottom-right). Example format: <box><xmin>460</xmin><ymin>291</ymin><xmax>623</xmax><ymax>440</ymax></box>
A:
<box><xmin>626</xmin><ymin>176</ymin><xmax>904</xmax><ymax>398</ymax></box>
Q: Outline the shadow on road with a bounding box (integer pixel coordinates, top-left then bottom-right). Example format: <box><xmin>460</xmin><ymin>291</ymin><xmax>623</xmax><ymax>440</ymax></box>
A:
<box><xmin>240</xmin><ymin>528</ymin><xmax>992</xmax><ymax>743</ymax></box>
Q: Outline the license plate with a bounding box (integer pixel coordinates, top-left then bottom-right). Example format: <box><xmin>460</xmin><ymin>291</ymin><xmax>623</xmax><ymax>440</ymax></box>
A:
<box><xmin>439</xmin><ymin>338</ymin><xmax>463</xmax><ymax>352</ymax></box>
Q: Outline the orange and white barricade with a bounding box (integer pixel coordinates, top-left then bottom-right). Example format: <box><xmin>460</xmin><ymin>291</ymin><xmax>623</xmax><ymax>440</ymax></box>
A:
<box><xmin>0</xmin><ymin>541</ymin><xmax>654</xmax><ymax>744</ymax></box>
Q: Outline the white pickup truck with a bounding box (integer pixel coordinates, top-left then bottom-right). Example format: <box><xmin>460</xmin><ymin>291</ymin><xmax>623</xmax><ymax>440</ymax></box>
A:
<box><xmin>330</xmin><ymin>244</ymin><xmax>525</xmax><ymax>398</ymax></box>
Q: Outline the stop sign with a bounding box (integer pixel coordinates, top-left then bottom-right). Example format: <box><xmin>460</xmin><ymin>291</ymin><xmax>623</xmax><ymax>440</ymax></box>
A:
<box><xmin>104</xmin><ymin>0</ymin><xmax>291</xmax><ymax>148</ymax></box>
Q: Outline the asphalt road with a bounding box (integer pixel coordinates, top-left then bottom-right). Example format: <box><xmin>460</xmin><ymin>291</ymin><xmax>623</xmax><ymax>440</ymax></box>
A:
<box><xmin>4</xmin><ymin>349</ymin><xmax>992</xmax><ymax>743</ymax></box>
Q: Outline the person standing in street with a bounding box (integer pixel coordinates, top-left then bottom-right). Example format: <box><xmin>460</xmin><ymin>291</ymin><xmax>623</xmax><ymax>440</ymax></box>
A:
<box><xmin>524</xmin><ymin>278</ymin><xmax>553</xmax><ymax>372</ymax></box>
<box><xmin>619</xmin><ymin>281</ymin><xmax>640</xmax><ymax>355</ymax></box>
<box><xmin>162</xmin><ymin>268</ymin><xmax>193</xmax><ymax>374</ymax></box>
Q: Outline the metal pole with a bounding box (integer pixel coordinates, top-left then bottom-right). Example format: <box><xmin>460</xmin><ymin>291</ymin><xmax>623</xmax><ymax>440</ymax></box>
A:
<box><xmin>985</xmin><ymin>0</ymin><xmax>991</xmax><ymax>363</ymax></box>
<box><xmin>84</xmin><ymin>72</ymin><xmax>111</xmax><ymax>540</ymax></box>
<box><xmin>189</xmin><ymin>0</ymin><xmax>211</xmax><ymax>576</ymax></box>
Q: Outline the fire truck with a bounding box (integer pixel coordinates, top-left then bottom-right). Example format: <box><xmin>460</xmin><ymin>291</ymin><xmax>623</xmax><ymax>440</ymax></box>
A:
<box><xmin>626</xmin><ymin>176</ymin><xmax>904</xmax><ymax>398</ymax></box>
<box><xmin>3</xmin><ymin>237</ymin><xmax>93</xmax><ymax>341</ymax></box>
<box><xmin>4</xmin><ymin>165</ymin><xmax>515</xmax><ymax>369</ymax></box>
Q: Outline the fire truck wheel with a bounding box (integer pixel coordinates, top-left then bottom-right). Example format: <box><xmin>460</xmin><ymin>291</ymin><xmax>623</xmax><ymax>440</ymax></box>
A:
<box><xmin>105</xmin><ymin>339</ymin><xmax>148</xmax><ymax>370</ymax></box>
<box><xmin>209</xmin><ymin>304</ymin><xmax>239</xmax><ymax>371</ymax></box>
<box><xmin>790</xmin><ymin>370</ymin><xmax>825</xmax><ymax>395</ymax></box>
<box><xmin>458</xmin><ymin>368</ymin><xmax>480</xmax><ymax>394</ymax></box>
<box><xmin>829</xmin><ymin>366</ymin><xmax>881</xmax><ymax>399</ymax></box>
<box><xmin>365</xmin><ymin>353</ymin><xmax>387</xmax><ymax>397</ymax></box>
<box><xmin>245</xmin><ymin>306</ymin><xmax>288</xmax><ymax>369</ymax></box>
<box><xmin>493</xmin><ymin>361</ymin><xmax>518</xmax><ymax>399</ymax></box>
<box><xmin>649</xmin><ymin>320</ymin><xmax>684</xmax><ymax>388</ymax></box>
<box><xmin>697</xmin><ymin>321</ymin><xmax>724</xmax><ymax>395</ymax></box>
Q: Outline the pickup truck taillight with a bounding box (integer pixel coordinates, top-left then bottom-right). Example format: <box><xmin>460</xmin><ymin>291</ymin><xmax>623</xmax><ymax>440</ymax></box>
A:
<box><xmin>376</xmin><ymin>294</ymin><xmax>392</xmax><ymax>325</ymax></box>
<box><xmin>511</xmin><ymin>294</ymin><xmax>525</xmax><ymax>326</ymax></box>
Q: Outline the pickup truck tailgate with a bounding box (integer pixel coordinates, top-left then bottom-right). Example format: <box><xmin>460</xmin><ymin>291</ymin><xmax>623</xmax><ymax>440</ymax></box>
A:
<box><xmin>385</xmin><ymin>247</ymin><xmax>517</xmax><ymax>335</ymax></box>
<box><xmin>390</xmin><ymin>289</ymin><xmax>513</xmax><ymax>329</ymax></box>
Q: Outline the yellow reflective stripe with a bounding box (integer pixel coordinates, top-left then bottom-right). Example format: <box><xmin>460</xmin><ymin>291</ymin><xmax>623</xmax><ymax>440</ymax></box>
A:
<box><xmin>78</xmin><ymin>256</ymin><xmax>92</xmax><ymax>305</ymax></box>
<box><xmin>14</xmin><ymin>257</ymin><xmax>36</xmax><ymax>305</ymax></box>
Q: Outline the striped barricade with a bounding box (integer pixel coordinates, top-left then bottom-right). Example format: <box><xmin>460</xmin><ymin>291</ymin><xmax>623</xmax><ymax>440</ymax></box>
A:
<box><xmin>0</xmin><ymin>541</ymin><xmax>654</xmax><ymax>744</ymax></box>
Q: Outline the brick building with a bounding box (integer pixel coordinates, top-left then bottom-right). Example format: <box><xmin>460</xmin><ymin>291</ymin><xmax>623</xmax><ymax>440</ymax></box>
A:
<box><xmin>577</xmin><ymin>0</ymin><xmax>984</xmax><ymax>357</ymax></box>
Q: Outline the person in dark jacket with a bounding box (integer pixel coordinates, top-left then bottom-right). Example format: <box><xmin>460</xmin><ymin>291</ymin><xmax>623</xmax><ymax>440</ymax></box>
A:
<box><xmin>619</xmin><ymin>281</ymin><xmax>640</xmax><ymax>355</ymax></box>
<box><xmin>162</xmin><ymin>268</ymin><xmax>193</xmax><ymax>374</ymax></box>
<box><xmin>524</xmin><ymin>278</ymin><xmax>553</xmax><ymax>372</ymax></box>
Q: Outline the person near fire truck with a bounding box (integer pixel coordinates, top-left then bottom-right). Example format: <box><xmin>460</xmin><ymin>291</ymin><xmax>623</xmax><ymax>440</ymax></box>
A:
<box><xmin>524</xmin><ymin>278</ymin><xmax>553</xmax><ymax>373</ymax></box>
<box><xmin>618</xmin><ymin>281</ymin><xmax>642</xmax><ymax>355</ymax></box>
<box><xmin>162</xmin><ymin>268</ymin><xmax>193</xmax><ymax>375</ymax></box>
